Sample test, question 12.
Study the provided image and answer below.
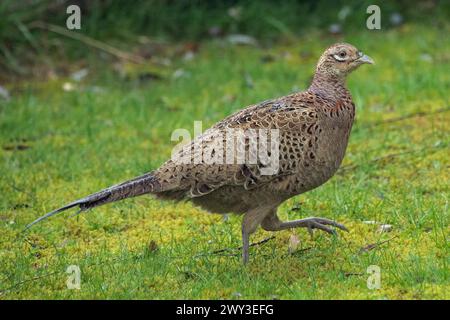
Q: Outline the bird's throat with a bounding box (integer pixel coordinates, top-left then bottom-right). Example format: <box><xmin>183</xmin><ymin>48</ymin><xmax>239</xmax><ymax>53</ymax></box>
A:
<box><xmin>308</xmin><ymin>72</ymin><xmax>348</xmax><ymax>101</ymax></box>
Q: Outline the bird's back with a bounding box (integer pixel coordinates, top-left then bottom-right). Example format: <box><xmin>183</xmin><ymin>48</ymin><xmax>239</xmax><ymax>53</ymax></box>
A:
<box><xmin>153</xmin><ymin>88</ymin><xmax>355</xmax><ymax>214</ymax></box>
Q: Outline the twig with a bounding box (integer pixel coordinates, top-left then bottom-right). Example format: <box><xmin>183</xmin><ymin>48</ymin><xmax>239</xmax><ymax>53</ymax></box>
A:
<box><xmin>195</xmin><ymin>235</ymin><xmax>276</xmax><ymax>257</ymax></box>
<box><xmin>29</xmin><ymin>21</ymin><xmax>144</xmax><ymax>64</ymax></box>
<box><xmin>338</xmin><ymin>144</ymin><xmax>445</xmax><ymax>175</ymax></box>
<box><xmin>359</xmin><ymin>235</ymin><xmax>398</xmax><ymax>254</ymax></box>
<box><xmin>368</xmin><ymin>107</ymin><xmax>450</xmax><ymax>127</ymax></box>
<box><xmin>288</xmin><ymin>246</ymin><xmax>313</xmax><ymax>255</ymax></box>
<box><xmin>0</xmin><ymin>271</ymin><xmax>60</xmax><ymax>296</ymax></box>
<box><xmin>222</xmin><ymin>235</ymin><xmax>276</xmax><ymax>252</ymax></box>
<box><xmin>344</xmin><ymin>272</ymin><xmax>364</xmax><ymax>277</ymax></box>
<box><xmin>6</xmin><ymin>181</ymin><xmax>35</xmax><ymax>199</ymax></box>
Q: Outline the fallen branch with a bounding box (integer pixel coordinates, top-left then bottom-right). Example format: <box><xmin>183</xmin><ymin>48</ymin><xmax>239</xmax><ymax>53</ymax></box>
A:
<box><xmin>29</xmin><ymin>21</ymin><xmax>144</xmax><ymax>64</ymax></box>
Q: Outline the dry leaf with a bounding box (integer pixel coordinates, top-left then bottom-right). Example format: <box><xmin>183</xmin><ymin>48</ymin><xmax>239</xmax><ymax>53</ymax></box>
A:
<box><xmin>288</xmin><ymin>234</ymin><xmax>300</xmax><ymax>253</ymax></box>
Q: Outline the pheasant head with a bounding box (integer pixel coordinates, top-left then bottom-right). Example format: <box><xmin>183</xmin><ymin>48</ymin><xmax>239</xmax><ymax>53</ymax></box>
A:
<box><xmin>314</xmin><ymin>43</ymin><xmax>374</xmax><ymax>80</ymax></box>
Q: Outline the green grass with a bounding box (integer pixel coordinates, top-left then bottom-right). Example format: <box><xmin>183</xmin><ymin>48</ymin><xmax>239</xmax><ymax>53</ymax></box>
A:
<box><xmin>0</xmin><ymin>23</ymin><xmax>449</xmax><ymax>299</ymax></box>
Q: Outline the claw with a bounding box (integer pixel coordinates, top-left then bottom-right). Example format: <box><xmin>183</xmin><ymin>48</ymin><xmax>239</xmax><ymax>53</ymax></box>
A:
<box><xmin>312</xmin><ymin>221</ymin><xmax>333</xmax><ymax>234</ymax></box>
<box><xmin>270</xmin><ymin>216</ymin><xmax>348</xmax><ymax>239</ymax></box>
<box><xmin>312</xmin><ymin>217</ymin><xmax>349</xmax><ymax>232</ymax></box>
<box><xmin>301</xmin><ymin>217</ymin><xmax>348</xmax><ymax>237</ymax></box>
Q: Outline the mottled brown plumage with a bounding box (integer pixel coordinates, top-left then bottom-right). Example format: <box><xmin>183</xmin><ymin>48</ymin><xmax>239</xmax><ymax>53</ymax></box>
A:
<box><xmin>27</xmin><ymin>43</ymin><xmax>374</xmax><ymax>263</ymax></box>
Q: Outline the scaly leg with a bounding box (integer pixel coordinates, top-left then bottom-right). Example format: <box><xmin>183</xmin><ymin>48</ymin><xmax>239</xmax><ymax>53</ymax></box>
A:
<box><xmin>241</xmin><ymin>229</ymin><xmax>250</xmax><ymax>264</ymax></box>
<box><xmin>241</xmin><ymin>206</ymin><xmax>276</xmax><ymax>264</ymax></box>
<box><xmin>261</xmin><ymin>212</ymin><xmax>348</xmax><ymax>236</ymax></box>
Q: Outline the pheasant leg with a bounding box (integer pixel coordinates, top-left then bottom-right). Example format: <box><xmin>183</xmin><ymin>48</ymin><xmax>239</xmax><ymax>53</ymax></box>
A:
<box><xmin>262</xmin><ymin>214</ymin><xmax>348</xmax><ymax>236</ymax></box>
<box><xmin>241</xmin><ymin>206</ymin><xmax>275</xmax><ymax>264</ymax></box>
<box><xmin>242</xmin><ymin>230</ymin><xmax>250</xmax><ymax>264</ymax></box>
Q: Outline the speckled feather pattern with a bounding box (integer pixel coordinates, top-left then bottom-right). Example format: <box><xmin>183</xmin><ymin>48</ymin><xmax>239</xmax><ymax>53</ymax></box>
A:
<box><xmin>148</xmin><ymin>45</ymin><xmax>362</xmax><ymax>216</ymax></box>
<box><xmin>153</xmin><ymin>82</ymin><xmax>355</xmax><ymax>213</ymax></box>
<box><xmin>26</xmin><ymin>43</ymin><xmax>372</xmax><ymax>247</ymax></box>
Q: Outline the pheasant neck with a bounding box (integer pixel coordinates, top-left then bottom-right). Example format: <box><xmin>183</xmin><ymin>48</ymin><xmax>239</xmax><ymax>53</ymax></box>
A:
<box><xmin>308</xmin><ymin>72</ymin><xmax>349</xmax><ymax>101</ymax></box>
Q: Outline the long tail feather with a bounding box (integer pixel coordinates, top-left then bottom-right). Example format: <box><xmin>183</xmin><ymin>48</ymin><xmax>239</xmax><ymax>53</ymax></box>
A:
<box><xmin>24</xmin><ymin>172</ymin><xmax>160</xmax><ymax>231</ymax></box>
<box><xmin>24</xmin><ymin>201</ymin><xmax>83</xmax><ymax>230</ymax></box>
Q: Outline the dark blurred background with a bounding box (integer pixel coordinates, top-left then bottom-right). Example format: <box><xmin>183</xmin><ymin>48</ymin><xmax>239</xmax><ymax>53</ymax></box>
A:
<box><xmin>0</xmin><ymin>0</ymin><xmax>448</xmax><ymax>83</ymax></box>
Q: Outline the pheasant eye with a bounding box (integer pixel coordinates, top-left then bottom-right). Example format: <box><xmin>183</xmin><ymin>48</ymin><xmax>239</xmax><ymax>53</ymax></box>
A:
<box><xmin>333</xmin><ymin>51</ymin><xmax>347</xmax><ymax>61</ymax></box>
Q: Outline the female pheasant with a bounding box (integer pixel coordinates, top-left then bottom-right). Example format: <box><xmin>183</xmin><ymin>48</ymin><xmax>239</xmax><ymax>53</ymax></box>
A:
<box><xmin>27</xmin><ymin>43</ymin><xmax>374</xmax><ymax>263</ymax></box>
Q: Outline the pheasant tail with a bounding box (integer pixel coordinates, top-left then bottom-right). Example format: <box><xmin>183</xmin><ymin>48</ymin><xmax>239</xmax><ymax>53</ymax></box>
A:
<box><xmin>24</xmin><ymin>172</ymin><xmax>161</xmax><ymax>230</ymax></box>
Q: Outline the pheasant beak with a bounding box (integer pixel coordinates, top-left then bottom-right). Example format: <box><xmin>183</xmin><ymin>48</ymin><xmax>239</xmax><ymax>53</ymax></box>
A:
<box><xmin>357</xmin><ymin>53</ymin><xmax>375</xmax><ymax>65</ymax></box>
